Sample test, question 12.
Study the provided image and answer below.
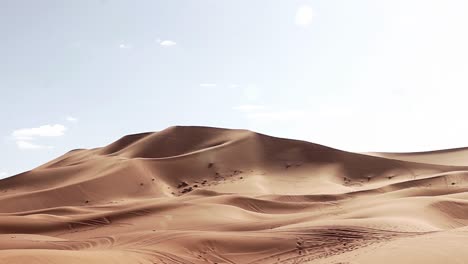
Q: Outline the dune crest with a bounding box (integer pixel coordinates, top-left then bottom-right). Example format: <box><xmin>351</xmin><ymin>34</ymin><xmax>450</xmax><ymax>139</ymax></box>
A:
<box><xmin>1</xmin><ymin>126</ymin><xmax>468</xmax><ymax>263</ymax></box>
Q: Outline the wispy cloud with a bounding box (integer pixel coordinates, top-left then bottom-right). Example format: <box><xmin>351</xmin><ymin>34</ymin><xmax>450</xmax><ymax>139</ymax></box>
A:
<box><xmin>295</xmin><ymin>5</ymin><xmax>314</xmax><ymax>26</ymax></box>
<box><xmin>158</xmin><ymin>39</ymin><xmax>177</xmax><ymax>47</ymax></box>
<box><xmin>199</xmin><ymin>83</ymin><xmax>217</xmax><ymax>87</ymax></box>
<box><xmin>119</xmin><ymin>43</ymin><xmax>131</xmax><ymax>49</ymax></box>
<box><xmin>232</xmin><ymin>105</ymin><xmax>266</xmax><ymax>112</ymax></box>
<box><xmin>13</xmin><ymin>124</ymin><xmax>66</xmax><ymax>140</ymax></box>
<box><xmin>16</xmin><ymin>140</ymin><xmax>52</xmax><ymax>150</ymax></box>
<box><xmin>12</xmin><ymin>124</ymin><xmax>66</xmax><ymax>150</ymax></box>
<box><xmin>66</xmin><ymin>116</ymin><xmax>78</xmax><ymax>122</ymax></box>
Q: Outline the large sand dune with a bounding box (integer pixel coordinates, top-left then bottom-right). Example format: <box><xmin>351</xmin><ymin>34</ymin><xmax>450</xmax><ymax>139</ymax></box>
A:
<box><xmin>1</xmin><ymin>126</ymin><xmax>468</xmax><ymax>263</ymax></box>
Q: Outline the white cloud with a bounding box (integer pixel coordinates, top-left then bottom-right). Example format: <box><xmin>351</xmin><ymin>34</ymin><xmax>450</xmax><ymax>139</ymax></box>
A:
<box><xmin>199</xmin><ymin>83</ymin><xmax>217</xmax><ymax>87</ymax></box>
<box><xmin>159</xmin><ymin>40</ymin><xmax>177</xmax><ymax>47</ymax></box>
<box><xmin>0</xmin><ymin>172</ymin><xmax>8</xmax><ymax>178</ymax></box>
<box><xmin>232</xmin><ymin>105</ymin><xmax>266</xmax><ymax>112</ymax></box>
<box><xmin>66</xmin><ymin>116</ymin><xmax>78</xmax><ymax>122</ymax></box>
<box><xmin>295</xmin><ymin>5</ymin><xmax>314</xmax><ymax>26</ymax></box>
<box><xmin>119</xmin><ymin>43</ymin><xmax>131</xmax><ymax>49</ymax></box>
<box><xmin>12</xmin><ymin>124</ymin><xmax>67</xmax><ymax>140</ymax></box>
<box><xmin>16</xmin><ymin>140</ymin><xmax>52</xmax><ymax>150</ymax></box>
<box><xmin>12</xmin><ymin>124</ymin><xmax>66</xmax><ymax>150</ymax></box>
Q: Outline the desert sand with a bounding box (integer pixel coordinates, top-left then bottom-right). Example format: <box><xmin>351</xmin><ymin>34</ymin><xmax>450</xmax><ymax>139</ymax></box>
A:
<box><xmin>1</xmin><ymin>126</ymin><xmax>468</xmax><ymax>264</ymax></box>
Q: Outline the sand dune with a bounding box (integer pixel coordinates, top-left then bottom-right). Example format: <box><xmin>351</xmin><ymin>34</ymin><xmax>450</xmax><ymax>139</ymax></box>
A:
<box><xmin>366</xmin><ymin>147</ymin><xmax>468</xmax><ymax>166</ymax></box>
<box><xmin>1</xmin><ymin>126</ymin><xmax>468</xmax><ymax>263</ymax></box>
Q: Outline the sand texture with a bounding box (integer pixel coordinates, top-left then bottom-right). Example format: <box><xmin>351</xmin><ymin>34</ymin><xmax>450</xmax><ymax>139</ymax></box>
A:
<box><xmin>1</xmin><ymin>126</ymin><xmax>468</xmax><ymax>263</ymax></box>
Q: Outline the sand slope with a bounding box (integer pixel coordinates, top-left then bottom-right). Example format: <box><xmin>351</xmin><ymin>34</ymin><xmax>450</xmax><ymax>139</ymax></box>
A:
<box><xmin>1</xmin><ymin>126</ymin><xmax>468</xmax><ymax>263</ymax></box>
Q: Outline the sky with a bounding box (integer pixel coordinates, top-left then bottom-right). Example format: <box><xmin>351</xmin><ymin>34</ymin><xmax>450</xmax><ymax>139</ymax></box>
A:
<box><xmin>1</xmin><ymin>0</ymin><xmax>468</xmax><ymax>178</ymax></box>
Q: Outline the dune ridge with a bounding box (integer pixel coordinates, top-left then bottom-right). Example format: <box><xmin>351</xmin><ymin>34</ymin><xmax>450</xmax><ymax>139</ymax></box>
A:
<box><xmin>1</xmin><ymin>126</ymin><xmax>468</xmax><ymax>263</ymax></box>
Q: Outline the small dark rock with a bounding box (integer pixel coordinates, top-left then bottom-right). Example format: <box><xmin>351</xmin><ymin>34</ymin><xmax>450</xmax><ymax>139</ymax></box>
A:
<box><xmin>177</xmin><ymin>182</ymin><xmax>189</xmax><ymax>188</ymax></box>
<box><xmin>181</xmin><ymin>187</ymin><xmax>193</xmax><ymax>193</ymax></box>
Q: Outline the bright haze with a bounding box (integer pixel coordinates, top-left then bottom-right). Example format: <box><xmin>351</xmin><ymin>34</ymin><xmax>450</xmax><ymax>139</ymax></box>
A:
<box><xmin>1</xmin><ymin>0</ymin><xmax>468</xmax><ymax>177</ymax></box>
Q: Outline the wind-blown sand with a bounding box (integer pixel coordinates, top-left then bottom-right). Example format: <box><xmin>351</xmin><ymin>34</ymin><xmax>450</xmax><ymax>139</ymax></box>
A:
<box><xmin>1</xmin><ymin>126</ymin><xmax>468</xmax><ymax>264</ymax></box>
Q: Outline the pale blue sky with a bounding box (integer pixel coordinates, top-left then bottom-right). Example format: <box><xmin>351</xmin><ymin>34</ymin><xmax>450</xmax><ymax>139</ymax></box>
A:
<box><xmin>1</xmin><ymin>0</ymin><xmax>468</xmax><ymax>177</ymax></box>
